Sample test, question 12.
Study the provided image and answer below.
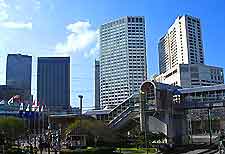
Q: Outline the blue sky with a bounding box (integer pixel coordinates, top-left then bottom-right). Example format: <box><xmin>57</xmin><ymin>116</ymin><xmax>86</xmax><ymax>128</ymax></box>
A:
<box><xmin>0</xmin><ymin>0</ymin><xmax>225</xmax><ymax>110</ymax></box>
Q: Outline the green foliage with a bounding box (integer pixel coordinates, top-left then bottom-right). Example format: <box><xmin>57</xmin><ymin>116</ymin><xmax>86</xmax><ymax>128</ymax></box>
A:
<box><xmin>117</xmin><ymin>147</ymin><xmax>157</xmax><ymax>154</ymax></box>
<box><xmin>0</xmin><ymin>116</ymin><xmax>25</xmax><ymax>142</ymax></box>
<box><xmin>65</xmin><ymin>117</ymin><xmax>118</xmax><ymax>146</ymax></box>
<box><xmin>6</xmin><ymin>147</ymin><xmax>24</xmax><ymax>154</ymax></box>
<box><xmin>136</xmin><ymin>133</ymin><xmax>145</xmax><ymax>146</ymax></box>
<box><xmin>134</xmin><ymin>131</ymin><xmax>167</xmax><ymax>148</ymax></box>
<box><xmin>60</xmin><ymin>147</ymin><xmax>117</xmax><ymax>154</ymax></box>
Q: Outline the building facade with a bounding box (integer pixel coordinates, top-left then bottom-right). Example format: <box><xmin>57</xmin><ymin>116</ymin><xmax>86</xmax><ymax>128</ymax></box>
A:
<box><xmin>100</xmin><ymin>16</ymin><xmax>147</xmax><ymax>108</ymax></box>
<box><xmin>37</xmin><ymin>57</ymin><xmax>70</xmax><ymax>112</ymax></box>
<box><xmin>155</xmin><ymin>15</ymin><xmax>224</xmax><ymax>88</ymax></box>
<box><xmin>94</xmin><ymin>60</ymin><xmax>100</xmax><ymax>109</ymax></box>
<box><xmin>0</xmin><ymin>85</ymin><xmax>26</xmax><ymax>102</ymax></box>
<box><xmin>178</xmin><ymin>84</ymin><xmax>225</xmax><ymax>139</ymax></box>
<box><xmin>158</xmin><ymin>15</ymin><xmax>204</xmax><ymax>74</ymax></box>
<box><xmin>155</xmin><ymin>64</ymin><xmax>224</xmax><ymax>88</ymax></box>
<box><xmin>6</xmin><ymin>54</ymin><xmax>32</xmax><ymax>100</ymax></box>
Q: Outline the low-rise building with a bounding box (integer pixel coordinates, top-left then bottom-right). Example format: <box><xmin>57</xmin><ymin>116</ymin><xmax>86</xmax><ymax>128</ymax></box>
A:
<box><xmin>154</xmin><ymin>64</ymin><xmax>224</xmax><ymax>88</ymax></box>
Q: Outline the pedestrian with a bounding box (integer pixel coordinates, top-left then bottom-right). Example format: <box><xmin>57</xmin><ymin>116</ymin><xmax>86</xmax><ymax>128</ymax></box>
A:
<box><xmin>219</xmin><ymin>140</ymin><xmax>224</xmax><ymax>154</ymax></box>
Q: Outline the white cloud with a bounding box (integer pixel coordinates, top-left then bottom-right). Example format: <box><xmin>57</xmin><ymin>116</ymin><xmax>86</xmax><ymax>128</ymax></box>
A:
<box><xmin>0</xmin><ymin>21</ymin><xmax>32</xmax><ymax>29</ymax></box>
<box><xmin>56</xmin><ymin>21</ymin><xmax>99</xmax><ymax>57</ymax></box>
<box><xmin>0</xmin><ymin>0</ymin><xmax>8</xmax><ymax>21</ymax></box>
<box><xmin>33</xmin><ymin>0</ymin><xmax>41</xmax><ymax>10</ymax></box>
<box><xmin>0</xmin><ymin>0</ymin><xmax>33</xmax><ymax>30</ymax></box>
<box><xmin>0</xmin><ymin>10</ymin><xmax>8</xmax><ymax>21</ymax></box>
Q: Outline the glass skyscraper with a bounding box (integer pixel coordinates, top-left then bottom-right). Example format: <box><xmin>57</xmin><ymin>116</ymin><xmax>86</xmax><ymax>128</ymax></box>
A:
<box><xmin>6</xmin><ymin>54</ymin><xmax>32</xmax><ymax>100</ymax></box>
<box><xmin>37</xmin><ymin>57</ymin><xmax>70</xmax><ymax>112</ymax></box>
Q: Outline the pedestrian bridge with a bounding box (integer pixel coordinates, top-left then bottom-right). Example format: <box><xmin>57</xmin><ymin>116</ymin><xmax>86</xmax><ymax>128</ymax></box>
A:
<box><xmin>86</xmin><ymin>81</ymin><xmax>225</xmax><ymax>144</ymax></box>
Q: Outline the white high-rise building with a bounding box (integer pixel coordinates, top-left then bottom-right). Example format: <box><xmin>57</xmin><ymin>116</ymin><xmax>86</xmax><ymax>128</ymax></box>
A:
<box><xmin>155</xmin><ymin>15</ymin><xmax>224</xmax><ymax>88</ymax></box>
<box><xmin>100</xmin><ymin>16</ymin><xmax>147</xmax><ymax>108</ymax></box>
<box><xmin>159</xmin><ymin>15</ymin><xmax>204</xmax><ymax>74</ymax></box>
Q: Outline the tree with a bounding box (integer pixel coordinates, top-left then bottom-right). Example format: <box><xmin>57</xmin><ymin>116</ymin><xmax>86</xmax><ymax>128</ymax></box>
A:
<box><xmin>65</xmin><ymin>117</ymin><xmax>118</xmax><ymax>146</ymax></box>
<box><xmin>0</xmin><ymin>117</ymin><xmax>25</xmax><ymax>145</ymax></box>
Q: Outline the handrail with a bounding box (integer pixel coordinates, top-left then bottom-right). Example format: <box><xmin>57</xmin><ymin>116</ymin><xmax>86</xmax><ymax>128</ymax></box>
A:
<box><xmin>113</xmin><ymin>110</ymin><xmax>133</xmax><ymax>127</ymax></box>
<box><xmin>109</xmin><ymin>93</ymin><xmax>138</xmax><ymax>114</ymax></box>
<box><xmin>108</xmin><ymin>107</ymin><xmax>133</xmax><ymax>126</ymax></box>
<box><xmin>174</xmin><ymin>99</ymin><xmax>225</xmax><ymax>109</ymax></box>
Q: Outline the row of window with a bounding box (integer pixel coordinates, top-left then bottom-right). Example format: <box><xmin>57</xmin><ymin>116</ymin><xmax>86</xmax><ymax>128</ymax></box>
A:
<box><xmin>128</xmin><ymin>30</ymin><xmax>144</xmax><ymax>33</ymax></box>
<box><xmin>101</xmin><ymin>19</ymin><xmax>126</xmax><ymax>29</ymax></box>
<box><xmin>128</xmin><ymin>26</ymin><xmax>144</xmax><ymax>30</ymax></box>
<box><xmin>128</xmin><ymin>17</ymin><xmax>144</xmax><ymax>23</ymax></box>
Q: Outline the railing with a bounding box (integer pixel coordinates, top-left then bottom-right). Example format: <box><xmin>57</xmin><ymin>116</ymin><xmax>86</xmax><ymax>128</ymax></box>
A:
<box><xmin>107</xmin><ymin>94</ymin><xmax>139</xmax><ymax>120</ymax></box>
<box><xmin>174</xmin><ymin>99</ymin><xmax>225</xmax><ymax>109</ymax></box>
<box><xmin>108</xmin><ymin>106</ymin><xmax>133</xmax><ymax>127</ymax></box>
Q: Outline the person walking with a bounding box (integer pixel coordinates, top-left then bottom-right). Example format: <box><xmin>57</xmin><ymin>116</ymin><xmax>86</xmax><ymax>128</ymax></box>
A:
<box><xmin>219</xmin><ymin>140</ymin><xmax>225</xmax><ymax>154</ymax></box>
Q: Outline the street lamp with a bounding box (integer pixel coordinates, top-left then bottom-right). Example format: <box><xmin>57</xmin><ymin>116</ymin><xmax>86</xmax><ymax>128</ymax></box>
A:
<box><xmin>78</xmin><ymin>95</ymin><xmax>83</xmax><ymax>116</ymax></box>
<box><xmin>140</xmin><ymin>91</ymin><xmax>148</xmax><ymax>154</ymax></box>
<box><xmin>78</xmin><ymin>95</ymin><xmax>83</xmax><ymax>147</ymax></box>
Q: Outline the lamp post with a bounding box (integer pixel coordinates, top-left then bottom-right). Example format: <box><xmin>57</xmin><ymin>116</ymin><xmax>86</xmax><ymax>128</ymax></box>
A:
<box><xmin>78</xmin><ymin>95</ymin><xmax>83</xmax><ymax>147</ymax></box>
<box><xmin>140</xmin><ymin>91</ymin><xmax>148</xmax><ymax>154</ymax></box>
<box><xmin>187</xmin><ymin>110</ymin><xmax>192</xmax><ymax>144</ymax></box>
<box><xmin>78</xmin><ymin>95</ymin><xmax>83</xmax><ymax>116</ymax></box>
<box><xmin>78</xmin><ymin>95</ymin><xmax>83</xmax><ymax>127</ymax></box>
<box><xmin>208</xmin><ymin>107</ymin><xmax>212</xmax><ymax>145</ymax></box>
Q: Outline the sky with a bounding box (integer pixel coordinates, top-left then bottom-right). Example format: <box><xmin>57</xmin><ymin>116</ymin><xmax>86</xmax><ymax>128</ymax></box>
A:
<box><xmin>0</xmin><ymin>0</ymin><xmax>225</xmax><ymax>110</ymax></box>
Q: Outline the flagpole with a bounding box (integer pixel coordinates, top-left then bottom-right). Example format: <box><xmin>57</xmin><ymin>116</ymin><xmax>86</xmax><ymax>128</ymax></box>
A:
<box><xmin>34</xmin><ymin>100</ymin><xmax>37</xmax><ymax>149</ymax></box>
<box><xmin>42</xmin><ymin>105</ymin><xmax>45</xmax><ymax>139</ymax></box>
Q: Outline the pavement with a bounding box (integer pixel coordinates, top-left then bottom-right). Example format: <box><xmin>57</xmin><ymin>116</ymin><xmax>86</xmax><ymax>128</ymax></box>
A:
<box><xmin>178</xmin><ymin>148</ymin><xmax>219</xmax><ymax>154</ymax></box>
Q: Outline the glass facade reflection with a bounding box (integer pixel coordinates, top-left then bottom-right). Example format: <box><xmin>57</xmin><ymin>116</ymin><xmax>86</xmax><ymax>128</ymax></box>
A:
<box><xmin>6</xmin><ymin>54</ymin><xmax>32</xmax><ymax>100</ymax></box>
<box><xmin>37</xmin><ymin>57</ymin><xmax>70</xmax><ymax>112</ymax></box>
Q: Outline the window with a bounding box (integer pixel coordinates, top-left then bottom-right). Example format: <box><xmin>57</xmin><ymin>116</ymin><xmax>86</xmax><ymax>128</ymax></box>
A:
<box><xmin>136</xmin><ymin>18</ymin><xmax>139</xmax><ymax>22</ymax></box>
<box><xmin>128</xmin><ymin>17</ymin><xmax>131</xmax><ymax>22</ymax></box>
<box><xmin>181</xmin><ymin>66</ymin><xmax>189</xmax><ymax>72</ymax></box>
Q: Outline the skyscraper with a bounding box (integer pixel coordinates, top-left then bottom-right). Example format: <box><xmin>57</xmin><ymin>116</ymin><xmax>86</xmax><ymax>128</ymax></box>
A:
<box><xmin>37</xmin><ymin>57</ymin><xmax>70</xmax><ymax>112</ymax></box>
<box><xmin>155</xmin><ymin>15</ymin><xmax>224</xmax><ymax>88</ymax></box>
<box><xmin>94</xmin><ymin>60</ymin><xmax>100</xmax><ymax>109</ymax></box>
<box><xmin>158</xmin><ymin>15</ymin><xmax>204</xmax><ymax>74</ymax></box>
<box><xmin>100</xmin><ymin>16</ymin><xmax>147</xmax><ymax>108</ymax></box>
<box><xmin>6</xmin><ymin>54</ymin><xmax>32</xmax><ymax>100</ymax></box>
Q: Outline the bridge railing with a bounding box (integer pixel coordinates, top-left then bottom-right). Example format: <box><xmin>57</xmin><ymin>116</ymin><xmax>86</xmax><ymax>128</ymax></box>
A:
<box><xmin>108</xmin><ymin>106</ymin><xmax>134</xmax><ymax>127</ymax></box>
<box><xmin>107</xmin><ymin>94</ymin><xmax>139</xmax><ymax>120</ymax></box>
<box><xmin>173</xmin><ymin>99</ymin><xmax>225</xmax><ymax>109</ymax></box>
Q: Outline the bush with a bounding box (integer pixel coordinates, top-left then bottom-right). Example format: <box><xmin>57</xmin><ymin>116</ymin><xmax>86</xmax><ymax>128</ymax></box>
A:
<box><xmin>7</xmin><ymin>148</ymin><xmax>24</xmax><ymax>154</ymax></box>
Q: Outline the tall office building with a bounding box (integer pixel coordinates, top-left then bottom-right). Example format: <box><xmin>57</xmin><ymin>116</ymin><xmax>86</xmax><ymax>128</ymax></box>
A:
<box><xmin>37</xmin><ymin>57</ymin><xmax>70</xmax><ymax>112</ymax></box>
<box><xmin>155</xmin><ymin>15</ymin><xmax>224</xmax><ymax>88</ymax></box>
<box><xmin>94</xmin><ymin>60</ymin><xmax>100</xmax><ymax>109</ymax></box>
<box><xmin>6</xmin><ymin>54</ymin><xmax>32</xmax><ymax>100</ymax></box>
<box><xmin>100</xmin><ymin>16</ymin><xmax>147</xmax><ymax>108</ymax></box>
<box><xmin>158</xmin><ymin>15</ymin><xmax>204</xmax><ymax>74</ymax></box>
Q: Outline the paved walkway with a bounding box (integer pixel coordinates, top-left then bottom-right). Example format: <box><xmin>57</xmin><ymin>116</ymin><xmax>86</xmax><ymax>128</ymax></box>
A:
<box><xmin>181</xmin><ymin>149</ymin><xmax>208</xmax><ymax>154</ymax></box>
<box><xmin>180</xmin><ymin>149</ymin><xmax>219</xmax><ymax>154</ymax></box>
<box><xmin>37</xmin><ymin>151</ymin><xmax>58</xmax><ymax>154</ymax></box>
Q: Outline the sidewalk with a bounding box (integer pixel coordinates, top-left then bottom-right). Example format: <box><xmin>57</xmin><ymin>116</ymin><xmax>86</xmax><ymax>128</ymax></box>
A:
<box><xmin>37</xmin><ymin>151</ymin><xmax>58</xmax><ymax>154</ymax></box>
